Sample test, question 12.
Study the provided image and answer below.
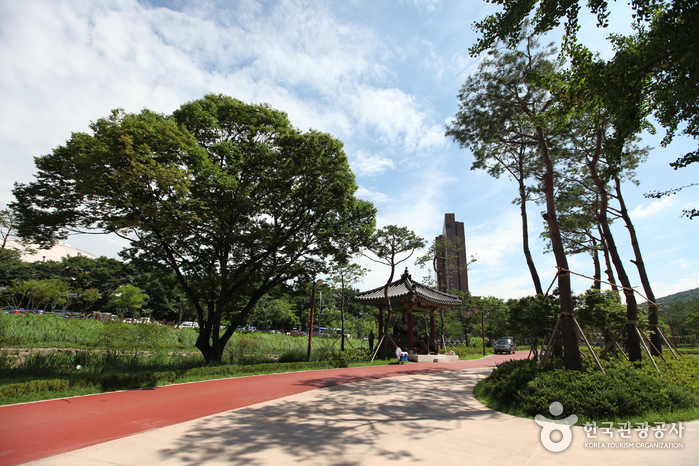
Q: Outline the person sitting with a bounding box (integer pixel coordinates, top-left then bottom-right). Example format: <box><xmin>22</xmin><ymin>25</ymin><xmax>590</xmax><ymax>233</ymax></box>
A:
<box><xmin>395</xmin><ymin>347</ymin><xmax>408</xmax><ymax>364</ymax></box>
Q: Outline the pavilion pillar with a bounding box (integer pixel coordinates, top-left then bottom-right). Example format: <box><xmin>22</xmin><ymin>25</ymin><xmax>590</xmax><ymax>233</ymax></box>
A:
<box><xmin>430</xmin><ymin>311</ymin><xmax>436</xmax><ymax>353</ymax></box>
<box><xmin>407</xmin><ymin>310</ymin><xmax>413</xmax><ymax>349</ymax></box>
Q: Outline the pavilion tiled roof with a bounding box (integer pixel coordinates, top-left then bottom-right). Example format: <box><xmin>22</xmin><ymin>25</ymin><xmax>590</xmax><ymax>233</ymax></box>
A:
<box><xmin>353</xmin><ymin>268</ymin><xmax>462</xmax><ymax>308</ymax></box>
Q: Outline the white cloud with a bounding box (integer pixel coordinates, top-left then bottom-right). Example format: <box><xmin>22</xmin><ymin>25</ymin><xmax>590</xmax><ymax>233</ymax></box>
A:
<box><xmin>345</xmin><ymin>85</ymin><xmax>447</xmax><ymax>156</ymax></box>
<box><xmin>464</xmin><ymin>212</ymin><xmax>523</xmax><ymax>269</ymax></box>
<box><xmin>408</xmin><ymin>0</ymin><xmax>442</xmax><ymax>13</ymax></box>
<box><xmin>0</xmin><ymin>0</ymin><xmax>448</xmax><ymax>210</ymax></box>
<box><xmin>355</xmin><ymin>186</ymin><xmax>391</xmax><ymax>205</ymax></box>
<box><xmin>352</xmin><ymin>151</ymin><xmax>395</xmax><ymax>177</ymax></box>
<box><xmin>669</xmin><ymin>259</ymin><xmax>691</xmax><ymax>269</ymax></box>
<box><xmin>451</xmin><ymin>52</ymin><xmax>484</xmax><ymax>81</ymax></box>
<box><xmin>629</xmin><ymin>195</ymin><xmax>675</xmax><ymax>219</ymax></box>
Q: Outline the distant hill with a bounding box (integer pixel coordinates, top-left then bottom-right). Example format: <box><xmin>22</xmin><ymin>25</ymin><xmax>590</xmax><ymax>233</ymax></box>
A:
<box><xmin>655</xmin><ymin>287</ymin><xmax>699</xmax><ymax>306</ymax></box>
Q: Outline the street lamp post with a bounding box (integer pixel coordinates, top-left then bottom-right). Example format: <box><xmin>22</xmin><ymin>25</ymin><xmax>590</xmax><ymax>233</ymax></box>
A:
<box><xmin>307</xmin><ymin>279</ymin><xmax>324</xmax><ymax>362</ymax></box>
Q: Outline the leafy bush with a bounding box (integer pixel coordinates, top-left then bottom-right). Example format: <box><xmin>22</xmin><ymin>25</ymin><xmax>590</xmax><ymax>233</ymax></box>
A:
<box><xmin>224</xmin><ymin>336</ymin><xmax>264</xmax><ymax>364</ymax></box>
<box><xmin>444</xmin><ymin>344</ymin><xmax>483</xmax><ymax>357</ymax></box>
<box><xmin>278</xmin><ymin>347</ymin><xmax>371</xmax><ymax>365</ymax></box>
<box><xmin>481</xmin><ymin>357</ymin><xmax>698</xmax><ymax>423</ymax></box>
<box><xmin>324</xmin><ymin>348</ymin><xmax>371</xmax><ymax>367</ymax></box>
<box><xmin>482</xmin><ymin>358</ymin><xmax>539</xmax><ymax>401</ymax></box>
<box><xmin>278</xmin><ymin>349</ymin><xmax>307</xmax><ymax>363</ymax></box>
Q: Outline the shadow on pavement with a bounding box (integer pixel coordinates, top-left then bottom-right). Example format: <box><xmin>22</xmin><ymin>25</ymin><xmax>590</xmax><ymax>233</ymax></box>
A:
<box><xmin>154</xmin><ymin>369</ymin><xmax>506</xmax><ymax>465</ymax></box>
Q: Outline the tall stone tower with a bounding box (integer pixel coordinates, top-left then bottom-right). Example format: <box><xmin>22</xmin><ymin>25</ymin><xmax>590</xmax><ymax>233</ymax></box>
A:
<box><xmin>435</xmin><ymin>213</ymin><xmax>469</xmax><ymax>293</ymax></box>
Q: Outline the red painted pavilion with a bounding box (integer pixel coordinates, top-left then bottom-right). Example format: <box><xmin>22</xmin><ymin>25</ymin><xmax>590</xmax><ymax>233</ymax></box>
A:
<box><xmin>354</xmin><ymin>268</ymin><xmax>463</xmax><ymax>354</ymax></box>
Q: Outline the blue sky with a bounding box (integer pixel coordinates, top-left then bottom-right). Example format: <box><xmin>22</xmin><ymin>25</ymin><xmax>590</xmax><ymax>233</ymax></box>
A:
<box><xmin>1</xmin><ymin>0</ymin><xmax>697</xmax><ymax>300</ymax></box>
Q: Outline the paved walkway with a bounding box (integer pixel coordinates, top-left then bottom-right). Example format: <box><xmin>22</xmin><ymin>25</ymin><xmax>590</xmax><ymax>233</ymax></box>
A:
<box><xmin>2</xmin><ymin>353</ymin><xmax>697</xmax><ymax>465</ymax></box>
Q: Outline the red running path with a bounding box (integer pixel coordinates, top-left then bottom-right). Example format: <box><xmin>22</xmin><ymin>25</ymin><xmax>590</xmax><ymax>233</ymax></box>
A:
<box><xmin>0</xmin><ymin>353</ymin><xmax>528</xmax><ymax>465</ymax></box>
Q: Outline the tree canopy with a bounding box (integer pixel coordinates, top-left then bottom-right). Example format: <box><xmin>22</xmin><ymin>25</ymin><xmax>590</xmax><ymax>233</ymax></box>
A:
<box><xmin>12</xmin><ymin>94</ymin><xmax>376</xmax><ymax>361</ymax></box>
<box><xmin>471</xmin><ymin>0</ymin><xmax>699</xmax><ymax>218</ymax></box>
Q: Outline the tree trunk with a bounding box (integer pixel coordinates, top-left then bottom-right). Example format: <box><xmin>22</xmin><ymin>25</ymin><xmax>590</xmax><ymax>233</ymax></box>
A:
<box><xmin>587</xmin><ymin>135</ymin><xmax>642</xmax><ymax>362</ymax></box>
<box><xmin>591</xmin><ymin>236</ymin><xmax>601</xmax><ymax>291</ymax></box>
<box><xmin>614</xmin><ymin>176</ymin><xmax>662</xmax><ymax>355</ymax></box>
<box><xmin>341</xmin><ymin>291</ymin><xmax>346</xmax><ymax>352</ymax></box>
<box><xmin>519</xmin><ymin>177</ymin><xmax>544</xmax><ymax>295</ymax></box>
<box><xmin>536</xmin><ymin>126</ymin><xmax>582</xmax><ymax>371</ymax></box>
<box><xmin>382</xmin><ymin>265</ymin><xmax>397</xmax><ymax>359</ymax></box>
<box><xmin>598</xmin><ymin>224</ymin><xmax>619</xmax><ymax>293</ymax></box>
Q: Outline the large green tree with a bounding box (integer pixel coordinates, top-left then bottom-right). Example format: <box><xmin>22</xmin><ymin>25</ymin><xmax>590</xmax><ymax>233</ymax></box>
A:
<box><xmin>12</xmin><ymin>94</ymin><xmax>376</xmax><ymax>361</ymax></box>
<box><xmin>446</xmin><ymin>53</ymin><xmax>546</xmax><ymax>296</ymax></box>
<box><xmin>447</xmin><ymin>38</ymin><xmax>583</xmax><ymax>370</ymax></box>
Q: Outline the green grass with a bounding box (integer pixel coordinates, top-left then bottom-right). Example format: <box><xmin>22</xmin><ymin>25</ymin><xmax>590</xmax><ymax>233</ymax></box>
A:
<box><xmin>0</xmin><ymin>313</ymin><xmax>199</xmax><ymax>350</ymax></box>
<box><xmin>1</xmin><ymin>313</ymin><xmax>495</xmax><ymax>405</ymax></box>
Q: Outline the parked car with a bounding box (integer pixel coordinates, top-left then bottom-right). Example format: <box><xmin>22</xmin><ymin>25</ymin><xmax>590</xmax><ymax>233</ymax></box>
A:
<box><xmin>494</xmin><ymin>338</ymin><xmax>516</xmax><ymax>354</ymax></box>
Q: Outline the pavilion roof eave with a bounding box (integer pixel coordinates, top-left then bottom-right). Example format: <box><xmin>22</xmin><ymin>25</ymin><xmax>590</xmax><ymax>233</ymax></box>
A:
<box><xmin>353</xmin><ymin>268</ymin><xmax>462</xmax><ymax>310</ymax></box>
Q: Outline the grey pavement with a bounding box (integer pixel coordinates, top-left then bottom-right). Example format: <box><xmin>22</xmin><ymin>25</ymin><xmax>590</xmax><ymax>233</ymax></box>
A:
<box><xmin>26</xmin><ymin>368</ymin><xmax>698</xmax><ymax>465</ymax></box>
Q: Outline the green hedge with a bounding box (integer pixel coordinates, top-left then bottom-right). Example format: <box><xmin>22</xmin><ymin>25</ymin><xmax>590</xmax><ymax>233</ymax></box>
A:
<box><xmin>481</xmin><ymin>357</ymin><xmax>698</xmax><ymax>422</ymax></box>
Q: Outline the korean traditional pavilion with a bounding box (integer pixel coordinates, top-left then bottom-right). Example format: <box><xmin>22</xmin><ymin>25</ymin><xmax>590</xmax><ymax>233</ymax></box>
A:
<box><xmin>354</xmin><ymin>268</ymin><xmax>463</xmax><ymax>355</ymax></box>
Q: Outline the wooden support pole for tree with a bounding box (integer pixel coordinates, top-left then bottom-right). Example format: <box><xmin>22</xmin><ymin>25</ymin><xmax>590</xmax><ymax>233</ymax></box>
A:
<box><xmin>370</xmin><ymin>334</ymin><xmax>385</xmax><ymax>362</ymax></box>
<box><xmin>573</xmin><ymin>316</ymin><xmax>605</xmax><ymax>374</ymax></box>
<box><xmin>637</xmin><ymin>326</ymin><xmax>666</xmax><ymax>363</ymax></box>
<box><xmin>635</xmin><ymin>324</ymin><xmax>660</xmax><ymax>373</ymax></box>
<box><xmin>539</xmin><ymin>314</ymin><xmax>562</xmax><ymax>369</ymax></box>
<box><xmin>616</xmin><ymin>341</ymin><xmax>629</xmax><ymax>361</ymax></box>
<box><xmin>650</xmin><ymin>325</ymin><xmax>679</xmax><ymax>360</ymax></box>
<box><xmin>600</xmin><ymin>323</ymin><xmax>627</xmax><ymax>359</ymax></box>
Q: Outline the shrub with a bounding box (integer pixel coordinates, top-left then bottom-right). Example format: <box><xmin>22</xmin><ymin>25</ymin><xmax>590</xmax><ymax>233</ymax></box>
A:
<box><xmin>324</xmin><ymin>348</ymin><xmax>371</xmax><ymax>367</ymax></box>
<box><xmin>481</xmin><ymin>358</ymin><xmax>697</xmax><ymax>423</ymax></box>
<box><xmin>278</xmin><ymin>349</ymin><xmax>307</xmax><ymax>363</ymax></box>
<box><xmin>444</xmin><ymin>344</ymin><xmax>482</xmax><ymax>356</ymax></box>
<box><xmin>226</xmin><ymin>336</ymin><xmax>263</xmax><ymax>364</ymax></box>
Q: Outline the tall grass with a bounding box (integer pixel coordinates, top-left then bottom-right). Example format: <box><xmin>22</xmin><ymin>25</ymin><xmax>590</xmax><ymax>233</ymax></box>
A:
<box><xmin>1</xmin><ymin>313</ymin><xmax>369</xmax><ymax>359</ymax></box>
<box><xmin>1</xmin><ymin>350</ymin><xmax>206</xmax><ymax>381</ymax></box>
<box><xmin>0</xmin><ymin>313</ymin><xmax>198</xmax><ymax>349</ymax></box>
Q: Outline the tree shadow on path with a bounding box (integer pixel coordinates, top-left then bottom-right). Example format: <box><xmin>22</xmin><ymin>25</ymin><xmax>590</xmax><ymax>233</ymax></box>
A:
<box><xmin>156</xmin><ymin>369</ymin><xmax>511</xmax><ymax>465</ymax></box>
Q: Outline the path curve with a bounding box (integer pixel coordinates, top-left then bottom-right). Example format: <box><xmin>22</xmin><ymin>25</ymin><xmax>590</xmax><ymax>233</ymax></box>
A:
<box><xmin>0</xmin><ymin>353</ymin><xmax>528</xmax><ymax>465</ymax></box>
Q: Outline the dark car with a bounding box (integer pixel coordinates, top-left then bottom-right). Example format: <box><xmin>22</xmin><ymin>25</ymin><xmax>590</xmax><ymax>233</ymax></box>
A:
<box><xmin>494</xmin><ymin>338</ymin><xmax>516</xmax><ymax>354</ymax></box>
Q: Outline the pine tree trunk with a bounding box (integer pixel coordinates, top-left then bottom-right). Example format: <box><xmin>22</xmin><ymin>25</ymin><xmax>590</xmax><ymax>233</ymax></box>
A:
<box><xmin>598</xmin><ymin>225</ymin><xmax>619</xmax><ymax>293</ymax></box>
<box><xmin>519</xmin><ymin>178</ymin><xmax>544</xmax><ymax>295</ymax></box>
<box><xmin>592</xmin><ymin>237</ymin><xmax>602</xmax><ymax>291</ymax></box>
<box><xmin>614</xmin><ymin>176</ymin><xmax>662</xmax><ymax>355</ymax></box>
<box><xmin>587</xmin><ymin>136</ymin><xmax>642</xmax><ymax>362</ymax></box>
<box><xmin>536</xmin><ymin>127</ymin><xmax>582</xmax><ymax>371</ymax></box>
